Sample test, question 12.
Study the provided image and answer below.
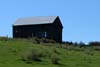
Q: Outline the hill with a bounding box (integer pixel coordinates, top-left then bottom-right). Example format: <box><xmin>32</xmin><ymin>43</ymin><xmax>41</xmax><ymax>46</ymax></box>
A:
<box><xmin>0</xmin><ymin>38</ymin><xmax>100</xmax><ymax>67</ymax></box>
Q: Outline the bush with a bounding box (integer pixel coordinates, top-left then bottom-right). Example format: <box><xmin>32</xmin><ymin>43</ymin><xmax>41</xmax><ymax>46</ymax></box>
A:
<box><xmin>53</xmin><ymin>48</ymin><xmax>60</xmax><ymax>55</ymax></box>
<box><xmin>84</xmin><ymin>47</ymin><xmax>94</xmax><ymax>56</ymax></box>
<box><xmin>30</xmin><ymin>37</ymin><xmax>56</xmax><ymax>44</ymax></box>
<box><xmin>27</xmin><ymin>49</ymin><xmax>41</xmax><ymax>61</ymax></box>
<box><xmin>40</xmin><ymin>38</ymin><xmax>56</xmax><ymax>43</ymax></box>
<box><xmin>93</xmin><ymin>46</ymin><xmax>100</xmax><ymax>51</ymax></box>
<box><xmin>21</xmin><ymin>48</ymin><xmax>43</xmax><ymax>63</ymax></box>
<box><xmin>0</xmin><ymin>36</ymin><xmax>8</xmax><ymax>41</ymax></box>
<box><xmin>65</xmin><ymin>45</ymin><xmax>85</xmax><ymax>51</ymax></box>
<box><xmin>31</xmin><ymin>37</ymin><xmax>40</xmax><ymax>44</ymax></box>
<box><xmin>62</xmin><ymin>41</ymin><xmax>73</xmax><ymax>45</ymax></box>
<box><xmin>51</xmin><ymin>54</ymin><xmax>60</xmax><ymax>65</ymax></box>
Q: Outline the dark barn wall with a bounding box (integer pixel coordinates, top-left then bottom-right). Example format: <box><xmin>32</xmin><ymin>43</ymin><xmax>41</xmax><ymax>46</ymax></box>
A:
<box><xmin>13</xmin><ymin>24</ymin><xmax>56</xmax><ymax>40</ymax></box>
<box><xmin>13</xmin><ymin>17</ymin><xmax>63</xmax><ymax>43</ymax></box>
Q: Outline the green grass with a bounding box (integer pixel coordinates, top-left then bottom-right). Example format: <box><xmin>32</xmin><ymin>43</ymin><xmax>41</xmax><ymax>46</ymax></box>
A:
<box><xmin>0</xmin><ymin>39</ymin><xmax>100</xmax><ymax>67</ymax></box>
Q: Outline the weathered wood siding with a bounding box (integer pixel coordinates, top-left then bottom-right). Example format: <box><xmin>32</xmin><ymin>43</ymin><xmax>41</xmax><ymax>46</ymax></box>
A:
<box><xmin>13</xmin><ymin>17</ymin><xmax>63</xmax><ymax>43</ymax></box>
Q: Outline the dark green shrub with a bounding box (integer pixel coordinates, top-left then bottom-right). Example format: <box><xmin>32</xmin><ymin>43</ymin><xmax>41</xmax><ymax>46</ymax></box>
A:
<box><xmin>0</xmin><ymin>36</ymin><xmax>8</xmax><ymax>41</ymax></box>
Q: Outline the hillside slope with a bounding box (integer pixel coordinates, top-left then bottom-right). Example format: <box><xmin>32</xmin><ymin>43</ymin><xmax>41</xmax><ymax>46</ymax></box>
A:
<box><xmin>0</xmin><ymin>39</ymin><xmax>100</xmax><ymax>67</ymax></box>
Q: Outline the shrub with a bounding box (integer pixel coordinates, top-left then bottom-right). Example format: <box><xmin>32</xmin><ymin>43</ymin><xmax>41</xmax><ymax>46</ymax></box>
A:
<box><xmin>0</xmin><ymin>36</ymin><xmax>8</xmax><ymax>41</ymax></box>
<box><xmin>31</xmin><ymin>37</ymin><xmax>56</xmax><ymax>44</ymax></box>
<box><xmin>93</xmin><ymin>46</ymin><xmax>100</xmax><ymax>51</ymax></box>
<box><xmin>31</xmin><ymin>37</ymin><xmax>40</xmax><ymax>44</ymax></box>
<box><xmin>62</xmin><ymin>41</ymin><xmax>73</xmax><ymax>45</ymax></box>
<box><xmin>65</xmin><ymin>45</ymin><xmax>85</xmax><ymax>51</ymax></box>
<box><xmin>40</xmin><ymin>38</ymin><xmax>56</xmax><ymax>43</ymax></box>
<box><xmin>53</xmin><ymin>48</ymin><xmax>60</xmax><ymax>55</ymax></box>
<box><xmin>21</xmin><ymin>48</ymin><xmax>43</xmax><ymax>63</ymax></box>
<box><xmin>84</xmin><ymin>47</ymin><xmax>94</xmax><ymax>56</ymax></box>
<box><xmin>27</xmin><ymin>49</ymin><xmax>41</xmax><ymax>61</ymax></box>
<box><xmin>51</xmin><ymin>54</ymin><xmax>60</xmax><ymax>65</ymax></box>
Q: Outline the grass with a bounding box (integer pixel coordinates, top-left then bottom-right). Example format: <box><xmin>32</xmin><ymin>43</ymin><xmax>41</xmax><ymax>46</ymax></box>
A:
<box><xmin>0</xmin><ymin>38</ymin><xmax>100</xmax><ymax>67</ymax></box>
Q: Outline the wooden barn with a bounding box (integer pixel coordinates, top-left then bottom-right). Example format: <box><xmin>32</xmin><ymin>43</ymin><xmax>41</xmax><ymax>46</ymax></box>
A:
<box><xmin>13</xmin><ymin>16</ymin><xmax>63</xmax><ymax>43</ymax></box>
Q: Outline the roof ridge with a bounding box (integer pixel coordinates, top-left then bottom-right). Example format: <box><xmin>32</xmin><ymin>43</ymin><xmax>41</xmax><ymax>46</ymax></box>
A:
<box><xmin>19</xmin><ymin>16</ymin><xmax>58</xmax><ymax>19</ymax></box>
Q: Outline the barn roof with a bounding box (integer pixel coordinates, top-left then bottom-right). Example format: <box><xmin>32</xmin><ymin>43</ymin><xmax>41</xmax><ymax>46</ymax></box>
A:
<box><xmin>13</xmin><ymin>16</ymin><xmax>58</xmax><ymax>26</ymax></box>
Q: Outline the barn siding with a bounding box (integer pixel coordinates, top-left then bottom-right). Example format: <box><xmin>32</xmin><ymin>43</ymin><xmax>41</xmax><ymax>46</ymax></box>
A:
<box><xmin>13</xmin><ymin>17</ymin><xmax>63</xmax><ymax>43</ymax></box>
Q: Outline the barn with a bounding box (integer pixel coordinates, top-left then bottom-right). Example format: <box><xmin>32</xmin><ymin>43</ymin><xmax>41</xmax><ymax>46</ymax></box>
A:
<box><xmin>13</xmin><ymin>16</ymin><xmax>63</xmax><ymax>43</ymax></box>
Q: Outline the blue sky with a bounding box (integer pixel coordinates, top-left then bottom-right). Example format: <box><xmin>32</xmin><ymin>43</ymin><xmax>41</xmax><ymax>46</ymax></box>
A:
<box><xmin>0</xmin><ymin>0</ymin><xmax>100</xmax><ymax>43</ymax></box>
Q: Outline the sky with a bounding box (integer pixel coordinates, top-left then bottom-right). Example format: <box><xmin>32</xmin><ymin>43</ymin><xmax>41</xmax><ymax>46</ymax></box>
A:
<box><xmin>0</xmin><ymin>0</ymin><xmax>100</xmax><ymax>43</ymax></box>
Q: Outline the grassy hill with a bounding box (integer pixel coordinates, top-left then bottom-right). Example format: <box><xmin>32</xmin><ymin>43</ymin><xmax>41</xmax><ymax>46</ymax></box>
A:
<box><xmin>0</xmin><ymin>38</ymin><xmax>100</xmax><ymax>67</ymax></box>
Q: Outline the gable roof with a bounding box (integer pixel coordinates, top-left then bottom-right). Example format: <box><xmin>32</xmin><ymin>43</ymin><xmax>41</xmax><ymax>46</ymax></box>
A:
<box><xmin>13</xmin><ymin>16</ymin><xmax>58</xmax><ymax>26</ymax></box>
